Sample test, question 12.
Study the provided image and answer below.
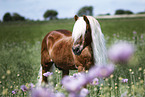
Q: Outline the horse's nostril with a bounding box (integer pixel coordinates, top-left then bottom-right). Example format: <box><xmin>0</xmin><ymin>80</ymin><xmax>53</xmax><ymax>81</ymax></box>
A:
<box><xmin>75</xmin><ymin>47</ymin><xmax>79</xmax><ymax>51</ymax></box>
<box><xmin>73</xmin><ymin>47</ymin><xmax>79</xmax><ymax>51</ymax></box>
<box><xmin>72</xmin><ymin>46</ymin><xmax>79</xmax><ymax>52</ymax></box>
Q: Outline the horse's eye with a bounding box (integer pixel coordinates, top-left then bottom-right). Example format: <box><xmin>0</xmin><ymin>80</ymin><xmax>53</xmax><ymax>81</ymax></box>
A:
<box><xmin>85</xmin><ymin>31</ymin><xmax>87</xmax><ymax>33</ymax></box>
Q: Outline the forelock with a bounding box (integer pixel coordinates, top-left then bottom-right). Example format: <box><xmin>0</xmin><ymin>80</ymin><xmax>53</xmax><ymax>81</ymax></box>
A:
<box><xmin>72</xmin><ymin>17</ymin><xmax>86</xmax><ymax>42</ymax></box>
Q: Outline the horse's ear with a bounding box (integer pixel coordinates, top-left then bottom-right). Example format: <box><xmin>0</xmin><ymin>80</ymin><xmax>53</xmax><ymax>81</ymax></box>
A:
<box><xmin>74</xmin><ymin>15</ymin><xmax>79</xmax><ymax>21</ymax></box>
<box><xmin>83</xmin><ymin>15</ymin><xmax>89</xmax><ymax>25</ymax></box>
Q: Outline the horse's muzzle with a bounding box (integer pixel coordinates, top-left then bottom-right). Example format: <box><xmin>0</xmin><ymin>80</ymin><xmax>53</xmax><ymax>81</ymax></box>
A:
<box><xmin>72</xmin><ymin>46</ymin><xmax>82</xmax><ymax>55</ymax></box>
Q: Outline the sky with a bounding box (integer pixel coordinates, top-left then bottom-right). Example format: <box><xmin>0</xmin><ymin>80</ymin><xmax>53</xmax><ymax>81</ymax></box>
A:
<box><xmin>0</xmin><ymin>0</ymin><xmax>145</xmax><ymax>21</ymax></box>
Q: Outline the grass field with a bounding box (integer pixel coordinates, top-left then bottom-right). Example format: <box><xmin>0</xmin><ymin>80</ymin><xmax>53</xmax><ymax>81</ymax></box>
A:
<box><xmin>0</xmin><ymin>18</ymin><xmax>145</xmax><ymax>97</ymax></box>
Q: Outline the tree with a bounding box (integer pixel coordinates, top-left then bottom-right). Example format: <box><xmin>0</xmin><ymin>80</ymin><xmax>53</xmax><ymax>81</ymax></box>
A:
<box><xmin>77</xmin><ymin>6</ymin><xmax>93</xmax><ymax>16</ymax></box>
<box><xmin>12</xmin><ymin>13</ymin><xmax>25</xmax><ymax>21</ymax></box>
<box><xmin>115</xmin><ymin>9</ymin><xmax>125</xmax><ymax>15</ymax></box>
<box><xmin>3</xmin><ymin>12</ymin><xmax>12</xmax><ymax>22</ymax></box>
<box><xmin>43</xmin><ymin>10</ymin><xmax>58</xmax><ymax>20</ymax></box>
<box><xmin>115</xmin><ymin>9</ymin><xmax>133</xmax><ymax>15</ymax></box>
<box><xmin>125</xmin><ymin>10</ymin><xmax>133</xmax><ymax>14</ymax></box>
<box><xmin>137</xmin><ymin>11</ymin><xmax>145</xmax><ymax>14</ymax></box>
<box><xmin>3</xmin><ymin>12</ymin><xmax>25</xmax><ymax>22</ymax></box>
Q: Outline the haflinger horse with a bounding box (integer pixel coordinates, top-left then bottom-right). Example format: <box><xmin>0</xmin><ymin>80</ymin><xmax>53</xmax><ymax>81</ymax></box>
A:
<box><xmin>41</xmin><ymin>15</ymin><xmax>107</xmax><ymax>82</ymax></box>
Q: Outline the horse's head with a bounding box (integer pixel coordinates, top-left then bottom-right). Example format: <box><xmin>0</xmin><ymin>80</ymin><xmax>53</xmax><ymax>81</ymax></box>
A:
<box><xmin>72</xmin><ymin>15</ymin><xmax>92</xmax><ymax>55</ymax></box>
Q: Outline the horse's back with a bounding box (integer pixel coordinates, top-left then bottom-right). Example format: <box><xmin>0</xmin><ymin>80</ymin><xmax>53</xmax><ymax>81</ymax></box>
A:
<box><xmin>41</xmin><ymin>29</ymin><xmax>71</xmax><ymax>52</ymax></box>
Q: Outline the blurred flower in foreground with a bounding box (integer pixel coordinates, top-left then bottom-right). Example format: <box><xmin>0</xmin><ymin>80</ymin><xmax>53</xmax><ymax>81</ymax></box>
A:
<box><xmin>21</xmin><ymin>85</ymin><xmax>28</xmax><ymax>92</ymax></box>
<box><xmin>43</xmin><ymin>72</ymin><xmax>53</xmax><ymax>77</ymax></box>
<box><xmin>31</xmin><ymin>87</ymin><xmax>55</xmax><ymax>97</ymax></box>
<box><xmin>69</xmin><ymin>93</ymin><xmax>80</xmax><ymax>97</ymax></box>
<box><xmin>108</xmin><ymin>42</ymin><xmax>134</xmax><ymax>64</ymax></box>
<box><xmin>62</xmin><ymin>64</ymin><xmax>114</xmax><ymax>96</ymax></box>
<box><xmin>80</xmin><ymin>88</ymin><xmax>89</xmax><ymax>97</ymax></box>
<box><xmin>90</xmin><ymin>78</ymin><xmax>99</xmax><ymax>85</ymax></box>
<box><xmin>55</xmin><ymin>92</ymin><xmax>65</xmax><ymax>97</ymax></box>
<box><xmin>122</xmin><ymin>79</ymin><xmax>128</xmax><ymax>83</ymax></box>
<box><xmin>69</xmin><ymin>88</ymin><xmax>89</xmax><ymax>97</ymax></box>
<box><xmin>61</xmin><ymin>74</ymin><xmax>86</xmax><ymax>93</ymax></box>
<box><xmin>87</xmin><ymin>64</ymin><xmax>114</xmax><ymax>79</ymax></box>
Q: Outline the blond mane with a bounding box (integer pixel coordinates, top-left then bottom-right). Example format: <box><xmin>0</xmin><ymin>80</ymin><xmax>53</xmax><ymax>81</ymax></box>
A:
<box><xmin>72</xmin><ymin>16</ymin><xmax>107</xmax><ymax>66</ymax></box>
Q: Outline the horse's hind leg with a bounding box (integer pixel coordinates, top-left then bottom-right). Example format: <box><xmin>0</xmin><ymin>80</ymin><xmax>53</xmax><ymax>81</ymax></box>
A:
<box><xmin>41</xmin><ymin>62</ymin><xmax>54</xmax><ymax>83</ymax></box>
<box><xmin>41</xmin><ymin>51</ymin><xmax>54</xmax><ymax>83</ymax></box>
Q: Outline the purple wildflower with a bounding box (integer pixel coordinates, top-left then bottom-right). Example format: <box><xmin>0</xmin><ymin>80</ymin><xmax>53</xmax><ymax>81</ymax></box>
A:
<box><xmin>12</xmin><ymin>89</ymin><xmax>18</xmax><ymax>94</ymax></box>
<box><xmin>113</xmin><ymin>34</ymin><xmax>116</xmax><ymax>36</ymax></box>
<box><xmin>108</xmin><ymin>42</ymin><xmax>134</xmax><ymax>64</ymax></box>
<box><xmin>69</xmin><ymin>93</ymin><xmax>80</xmax><ymax>97</ymax></box>
<box><xmin>43</xmin><ymin>72</ymin><xmax>53</xmax><ymax>77</ymax></box>
<box><xmin>141</xmin><ymin>34</ymin><xmax>143</xmax><ymax>39</ymax></box>
<box><xmin>29</xmin><ymin>83</ymin><xmax>34</xmax><ymax>90</ymax></box>
<box><xmin>61</xmin><ymin>73</ymin><xmax>86</xmax><ymax>93</ymax></box>
<box><xmin>122</xmin><ymin>79</ymin><xmax>128</xmax><ymax>83</ymax></box>
<box><xmin>90</xmin><ymin>78</ymin><xmax>99</xmax><ymax>85</ymax></box>
<box><xmin>31</xmin><ymin>87</ymin><xmax>55</xmax><ymax>97</ymax></box>
<box><xmin>21</xmin><ymin>85</ymin><xmax>28</xmax><ymax>92</ymax></box>
<box><xmin>55</xmin><ymin>92</ymin><xmax>65</xmax><ymax>97</ymax></box>
<box><xmin>88</xmin><ymin>64</ymin><xmax>114</xmax><ymax>79</ymax></box>
<box><xmin>12</xmin><ymin>91</ymin><xmax>16</xmax><ymax>94</ymax></box>
<box><xmin>133</xmin><ymin>31</ymin><xmax>137</xmax><ymax>34</ymax></box>
<box><xmin>72</xmin><ymin>73</ymin><xmax>82</xmax><ymax>79</ymax></box>
<box><xmin>80</xmin><ymin>88</ymin><xmax>89</xmax><ymax>97</ymax></box>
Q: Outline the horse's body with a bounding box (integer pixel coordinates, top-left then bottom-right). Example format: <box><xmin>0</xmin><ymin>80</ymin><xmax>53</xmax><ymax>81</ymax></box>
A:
<box><xmin>41</xmin><ymin>30</ymin><xmax>93</xmax><ymax>82</ymax></box>
<box><xmin>41</xmin><ymin>15</ymin><xmax>107</xmax><ymax>82</ymax></box>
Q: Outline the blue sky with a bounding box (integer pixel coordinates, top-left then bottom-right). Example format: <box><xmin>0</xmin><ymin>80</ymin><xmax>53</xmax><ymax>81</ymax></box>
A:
<box><xmin>0</xmin><ymin>0</ymin><xmax>145</xmax><ymax>20</ymax></box>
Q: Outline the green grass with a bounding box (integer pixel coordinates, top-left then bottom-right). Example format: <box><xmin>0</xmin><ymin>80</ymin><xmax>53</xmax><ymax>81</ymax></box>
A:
<box><xmin>0</xmin><ymin>18</ymin><xmax>145</xmax><ymax>96</ymax></box>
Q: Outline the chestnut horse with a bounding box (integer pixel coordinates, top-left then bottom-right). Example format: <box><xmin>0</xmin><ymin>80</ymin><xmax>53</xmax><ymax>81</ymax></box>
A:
<box><xmin>41</xmin><ymin>15</ymin><xmax>107</xmax><ymax>82</ymax></box>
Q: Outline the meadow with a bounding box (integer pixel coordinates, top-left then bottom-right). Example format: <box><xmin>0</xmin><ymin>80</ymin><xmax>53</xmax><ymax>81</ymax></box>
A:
<box><xmin>0</xmin><ymin>17</ymin><xmax>145</xmax><ymax>97</ymax></box>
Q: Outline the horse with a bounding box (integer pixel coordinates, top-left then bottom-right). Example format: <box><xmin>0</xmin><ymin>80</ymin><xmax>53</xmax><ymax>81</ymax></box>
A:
<box><xmin>41</xmin><ymin>15</ymin><xmax>107</xmax><ymax>82</ymax></box>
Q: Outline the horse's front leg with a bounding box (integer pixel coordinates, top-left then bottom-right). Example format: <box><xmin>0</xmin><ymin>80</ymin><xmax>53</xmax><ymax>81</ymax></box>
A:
<box><xmin>78</xmin><ymin>65</ymin><xmax>85</xmax><ymax>72</ymax></box>
<box><xmin>62</xmin><ymin>70</ymin><xmax>69</xmax><ymax>77</ymax></box>
<box><xmin>74</xmin><ymin>59</ymin><xmax>85</xmax><ymax>72</ymax></box>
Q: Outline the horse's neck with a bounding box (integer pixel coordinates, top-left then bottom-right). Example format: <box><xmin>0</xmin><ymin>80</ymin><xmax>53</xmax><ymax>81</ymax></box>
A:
<box><xmin>88</xmin><ymin>44</ymin><xmax>93</xmax><ymax>54</ymax></box>
<box><xmin>88</xmin><ymin>44</ymin><xmax>94</xmax><ymax>62</ymax></box>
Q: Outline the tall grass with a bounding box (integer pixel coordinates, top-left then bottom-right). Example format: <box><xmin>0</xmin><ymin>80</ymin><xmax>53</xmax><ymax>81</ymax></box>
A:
<box><xmin>0</xmin><ymin>18</ymin><xmax>145</xmax><ymax>96</ymax></box>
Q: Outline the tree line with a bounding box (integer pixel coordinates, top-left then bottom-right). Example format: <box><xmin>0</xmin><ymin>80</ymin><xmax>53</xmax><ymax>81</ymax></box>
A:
<box><xmin>1</xmin><ymin>6</ymin><xmax>145</xmax><ymax>22</ymax></box>
<box><xmin>3</xmin><ymin>12</ymin><xmax>25</xmax><ymax>22</ymax></box>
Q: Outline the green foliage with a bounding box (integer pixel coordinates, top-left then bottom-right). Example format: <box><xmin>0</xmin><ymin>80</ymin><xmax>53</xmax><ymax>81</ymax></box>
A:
<box><xmin>12</xmin><ymin>13</ymin><xmax>25</xmax><ymax>21</ymax></box>
<box><xmin>125</xmin><ymin>10</ymin><xmax>134</xmax><ymax>14</ymax></box>
<box><xmin>3</xmin><ymin>12</ymin><xmax>12</xmax><ymax>22</ymax></box>
<box><xmin>43</xmin><ymin>10</ymin><xmax>58</xmax><ymax>20</ymax></box>
<box><xmin>77</xmin><ymin>6</ymin><xmax>93</xmax><ymax>16</ymax></box>
<box><xmin>3</xmin><ymin>12</ymin><xmax>25</xmax><ymax>22</ymax></box>
<box><xmin>115</xmin><ymin>9</ymin><xmax>133</xmax><ymax>15</ymax></box>
<box><xmin>137</xmin><ymin>11</ymin><xmax>145</xmax><ymax>14</ymax></box>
